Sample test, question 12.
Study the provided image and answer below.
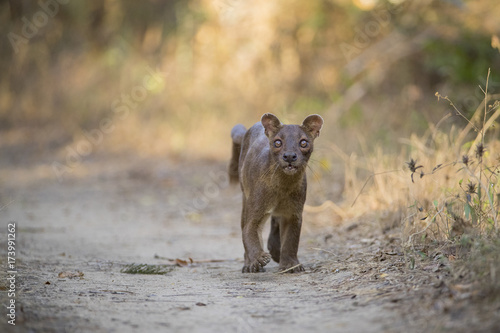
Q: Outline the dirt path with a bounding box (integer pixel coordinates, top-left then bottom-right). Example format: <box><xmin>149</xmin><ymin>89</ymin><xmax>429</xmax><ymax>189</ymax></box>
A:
<box><xmin>0</xmin><ymin>158</ymin><xmax>498</xmax><ymax>332</ymax></box>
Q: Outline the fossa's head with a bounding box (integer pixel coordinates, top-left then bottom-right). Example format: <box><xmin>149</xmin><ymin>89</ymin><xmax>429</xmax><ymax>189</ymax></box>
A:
<box><xmin>261</xmin><ymin>113</ymin><xmax>323</xmax><ymax>176</ymax></box>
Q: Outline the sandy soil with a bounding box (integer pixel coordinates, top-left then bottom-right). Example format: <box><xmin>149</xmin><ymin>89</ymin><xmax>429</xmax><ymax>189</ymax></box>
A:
<box><xmin>0</xmin><ymin>157</ymin><xmax>499</xmax><ymax>332</ymax></box>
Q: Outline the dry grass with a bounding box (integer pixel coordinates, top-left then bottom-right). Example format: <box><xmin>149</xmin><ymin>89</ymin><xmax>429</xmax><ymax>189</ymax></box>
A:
<box><xmin>334</xmin><ymin>73</ymin><xmax>500</xmax><ymax>239</ymax></box>
<box><xmin>320</xmin><ymin>71</ymin><xmax>500</xmax><ymax>299</ymax></box>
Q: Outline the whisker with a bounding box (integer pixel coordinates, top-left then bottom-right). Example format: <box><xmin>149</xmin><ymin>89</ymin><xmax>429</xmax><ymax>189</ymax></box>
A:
<box><xmin>309</xmin><ymin>157</ymin><xmax>331</xmax><ymax>172</ymax></box>
<box><xmin>306</xmin><ymin>162</ymin><xmax>329</xmax><ymax>196</ymax></box>
<box><xmin>270</xmin><ymin>162</ymin><xmax>280</xmax><ymax>181</ymax></box>
<box><xmin>258</xmin><ymin>161</ymin><xmax>278</xmax><ymax>183</ymax></box>
<box><xmin>306</xmin><ymin>163</ymin><xmax>321</xmax><ymax>182</ymax></box>
<box><xmin>258</xmin><ymin>168</ymin><xmax>269</xmax><ymax>181</ymax></box>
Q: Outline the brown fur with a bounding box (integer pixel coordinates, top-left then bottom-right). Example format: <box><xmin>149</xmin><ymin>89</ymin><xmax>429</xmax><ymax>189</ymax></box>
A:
<box><xmin>229</xmin><ymin>113</ymin><xmax>323</xmax><ymax>273</ymax></box>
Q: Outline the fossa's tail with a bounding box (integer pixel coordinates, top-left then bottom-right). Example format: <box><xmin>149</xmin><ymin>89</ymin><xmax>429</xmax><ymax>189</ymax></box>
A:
<box><xmin>229</xmin><ymin>124</ymin><xmax>246</xmax><ymax>184</ymax></box>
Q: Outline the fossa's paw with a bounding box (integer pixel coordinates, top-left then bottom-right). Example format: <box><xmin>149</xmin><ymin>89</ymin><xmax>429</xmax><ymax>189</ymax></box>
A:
<box><xmin>242</xmin><ymin>252</ymin><xmax>271</xmax><ymax>273</ymax></box>
<box><xmin>279</xmin><ymin>261</ymin><xmax>305</xmax><ymax>273</ymax></box>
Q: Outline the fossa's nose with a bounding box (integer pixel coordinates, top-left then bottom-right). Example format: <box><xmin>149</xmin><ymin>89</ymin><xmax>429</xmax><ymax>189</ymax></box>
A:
<box><xmin>283</xmin><ymin>152</ymin><xmax>298</xmax><ymax>163</ymax></box>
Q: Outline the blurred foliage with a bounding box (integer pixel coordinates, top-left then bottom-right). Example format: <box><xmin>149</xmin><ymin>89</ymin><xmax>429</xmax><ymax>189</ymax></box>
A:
<box><xmin>423</xmin><ymin>34</ymin><xmax>498</xmax><ymax>85</ymax></box>
<box><xmin>0</xmin><ymin>0</ymin><xmax>499</xmax><ymax>161</ymax></box>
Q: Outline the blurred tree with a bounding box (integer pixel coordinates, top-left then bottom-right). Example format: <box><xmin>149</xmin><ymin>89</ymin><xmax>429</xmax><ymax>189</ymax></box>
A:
<box><xmin>0</xmin><ymin>0</ymin><xmax>498</xmax><ymax>158</ymax></box>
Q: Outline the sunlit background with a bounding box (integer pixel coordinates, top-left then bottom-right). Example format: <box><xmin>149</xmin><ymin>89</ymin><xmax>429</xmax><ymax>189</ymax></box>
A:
<box><xmin>1</xmin><ymin>0</ymin><xmax>500</xmax><ymax>225</ymax></box>
<box><xmin>2</xmin><ymin>3</ymin><xmax>500</xmax><ymax>328</ymax></box>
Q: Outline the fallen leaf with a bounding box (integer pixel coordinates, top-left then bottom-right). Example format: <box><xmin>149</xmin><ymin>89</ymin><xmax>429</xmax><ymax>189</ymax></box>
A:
<box><xmin>450</xmin><ymin>283</ymin><xmax>474</xmax><ymax>292</ymax></box>
<box><xmin>360</xmin><ymin>238</ymin><xmax>375</xmax><ymax>244</ymax></box>
<box><xmin>58</xmin><ymin>271</ymin><xmax>84</xmax><ymax>279</ymax></box>
<box><xmin>174</xmin><ymin>259</ymin><xmax>189</xmax><ymax>267</ymax></box>
<box><xmin>423</xmin><ymin>264</ymin><xmax>440</xmax><ymax>272</ymax></box>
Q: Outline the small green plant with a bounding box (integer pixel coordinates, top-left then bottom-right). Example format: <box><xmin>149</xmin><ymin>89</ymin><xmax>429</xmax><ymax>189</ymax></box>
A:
<box><xmin>120</xmin><ymin>263</ymin><xmax>175</xmax><ymax>275</ymax></box>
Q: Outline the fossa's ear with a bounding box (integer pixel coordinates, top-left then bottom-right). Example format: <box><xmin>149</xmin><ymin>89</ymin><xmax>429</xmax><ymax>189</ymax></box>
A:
<box><xmin>261</xmin><ymin>113</ymin><xmax>282</xmax><ymax>138</ymax></box>
<box><xmin>301</xmin><ymin>114</ymin><xmax>323</xmax><ymax>139</ymax></box>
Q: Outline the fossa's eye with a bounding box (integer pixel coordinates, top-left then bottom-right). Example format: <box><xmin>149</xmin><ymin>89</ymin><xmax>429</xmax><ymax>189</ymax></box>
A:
<box><xmin>274</xmin><ymin>140</ymin><xmax>282</xmax><ymax>148</ymax></box>
<box><xmin>300</xmin><ymin>139</ymin><xmax>308</xmax><ymax>148</ymax></box>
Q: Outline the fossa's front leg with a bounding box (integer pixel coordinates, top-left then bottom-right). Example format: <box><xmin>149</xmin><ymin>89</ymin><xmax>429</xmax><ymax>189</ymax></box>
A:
<box><xmin>278</xmin><ymin>214</ymin><xmax>304</xmax><ymax>273</ymax></box>
<box><xmin>241</xmin><ymin>203</ymin><xmax>271</xmax><ymax>273</ymax></box>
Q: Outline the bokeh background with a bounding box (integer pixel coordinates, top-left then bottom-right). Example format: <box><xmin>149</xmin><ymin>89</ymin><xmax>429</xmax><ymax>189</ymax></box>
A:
<box><xmin>2</xmin><ymin>3</ymin><xmax>500</xmax><ymax>328</ymax></box>
<box><xmin>1</xmin><ymin>0</ymin><xmax>500</xmax><ymax>224</ymax></box>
